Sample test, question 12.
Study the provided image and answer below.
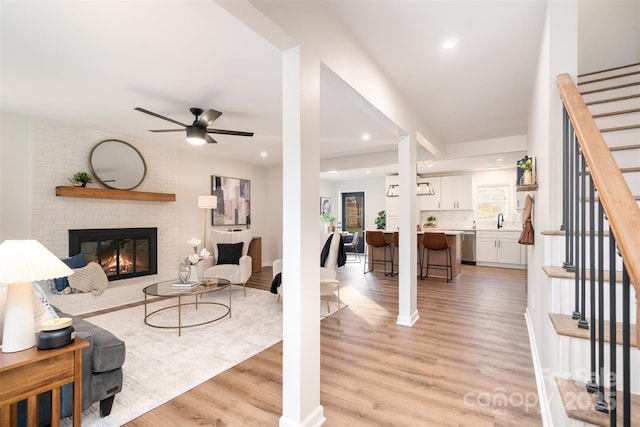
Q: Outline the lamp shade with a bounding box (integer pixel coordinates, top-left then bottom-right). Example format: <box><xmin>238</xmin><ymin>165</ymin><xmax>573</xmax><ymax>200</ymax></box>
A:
<box><xmin>0</xmin><ymin>240</ymin><xmax>74</xmax><ymax>283</ymax></box>
<box><xmin>198</xmin><ymin>195</ymin><xmax>218</xmax><ymax>209</ymax></box>
<box><xmin>417</xmin><ymin>182</ymin><xmax>436</xmax><ymax>196</ymax></box>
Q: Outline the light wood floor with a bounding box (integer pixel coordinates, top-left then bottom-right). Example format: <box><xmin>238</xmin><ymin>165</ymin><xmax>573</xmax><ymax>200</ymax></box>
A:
<box><xmin>125</xmin><ymin>262</ymin><xmax>542</xmax><ymax>426</ymax></box>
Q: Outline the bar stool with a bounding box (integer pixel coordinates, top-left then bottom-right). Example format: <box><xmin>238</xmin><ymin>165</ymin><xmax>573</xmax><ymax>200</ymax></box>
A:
<box><xmin>390</xmin><ymin>231</ymin><xmax>399</xmax><ymax>276</ymax></box>
<box><xmin>363</xmin><ymin>230</ymin><xmax>392</xmax><ymax>275</ymax></box>
<box><xmin>420</xmin><ymin>232</ymin><xmax>452</xmax><ymax>282</ymax></box>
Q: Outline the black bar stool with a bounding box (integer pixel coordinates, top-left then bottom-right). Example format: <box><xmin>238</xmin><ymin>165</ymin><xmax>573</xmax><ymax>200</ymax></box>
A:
<box><xmin>364</xmin><ymin>230</ymin><xmax>392</xmax><ymax>276</ymax></box>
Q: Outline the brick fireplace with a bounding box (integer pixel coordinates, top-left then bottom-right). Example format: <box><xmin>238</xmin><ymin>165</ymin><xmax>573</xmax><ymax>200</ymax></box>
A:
<box><xmin>69</xmin><ymin>228</ymin><xmax>157</xmax><ymax>281</ymax></box>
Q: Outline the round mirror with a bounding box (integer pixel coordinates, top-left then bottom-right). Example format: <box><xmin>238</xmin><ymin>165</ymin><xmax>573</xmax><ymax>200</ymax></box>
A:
<box><xmin>90</xmin><ymin>139</ymin><xmax>147</xmax><ymax>190</ymax></box>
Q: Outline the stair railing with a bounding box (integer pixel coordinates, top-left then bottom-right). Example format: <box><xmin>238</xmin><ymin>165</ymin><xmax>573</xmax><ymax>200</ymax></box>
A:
<box><xmin>557</xmin><ymin>73</ymin><xmax>638</xmax><ymax>426</ymax></box>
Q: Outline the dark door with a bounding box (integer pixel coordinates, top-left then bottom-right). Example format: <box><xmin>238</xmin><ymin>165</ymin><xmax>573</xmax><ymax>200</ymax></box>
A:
<box><xmin>341</xmin><ymin>192</ymin><xmax>365</xmax><ymax>253</ymax></box>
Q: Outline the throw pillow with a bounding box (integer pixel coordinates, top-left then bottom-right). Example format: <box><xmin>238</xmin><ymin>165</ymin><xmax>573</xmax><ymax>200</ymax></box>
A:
<box><xmin>67</xmin><ymin>262</ymin><xmax>109</xmax><ymax>296</ymax></box>
<box><xmin>217</xmin><ymin>242</ymin><xmax>243</xmax><ymax>265</ymax></box>
<box><xmin>52</xmin><ymin>253</ymin><xmax>87</xmax><ymax>292</ymax></box>
<box><xmin>0</xmin><ymin>282</ymin><xmax>59</xmax><ymax>341</ymax></box>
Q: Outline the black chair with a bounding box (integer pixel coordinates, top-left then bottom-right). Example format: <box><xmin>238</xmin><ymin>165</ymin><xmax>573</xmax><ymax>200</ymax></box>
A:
<box><xmin>364</xmin><ymin>231</ymin><xmax>392</xmax><ymax>275</ymax></box>
<box><xmin>420</xmin><ymin>232</ymin><xmax>452</xmax><ymax>282</ymax></box>
<box><xmin>344</xmin><ymin>232</ymin><xmax>361</xmax><ymax>263</ymax></box>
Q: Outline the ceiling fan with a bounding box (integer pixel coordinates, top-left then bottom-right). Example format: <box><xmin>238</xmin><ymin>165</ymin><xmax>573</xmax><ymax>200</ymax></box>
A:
<box><xmin>135</xmin><ymin>107</ymin><xmax>254</xmax><ymax>145</ymax></box>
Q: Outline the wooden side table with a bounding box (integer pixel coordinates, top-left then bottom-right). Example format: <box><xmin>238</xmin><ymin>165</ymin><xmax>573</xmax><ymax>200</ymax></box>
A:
<box><xmin>0</xmin><ymin>338</ymin><xmax>88</xmax><ymax>427</ymax></box>
<box><xmin>248</xmin><ymin>236</ymin><xmax>262</xmax><ymax>273</ymax></box>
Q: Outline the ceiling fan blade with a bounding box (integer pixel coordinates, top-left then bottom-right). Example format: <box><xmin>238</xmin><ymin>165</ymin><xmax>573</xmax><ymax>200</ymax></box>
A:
<box><xmin>205</xmin><ymin>134</ymin><xmax>218</xmax><ymax>144</ymax></box>
<box><xmin>195</xmin><ymin>109</ymin><xmax>222</xmax><ymax>127</ymax></box>
<box><xmin>148</xmin><ymin>129</ymin><xmax>183</xmax><ymax>133</ymax></box>
<box><xmin>206</xmin><ymin>128</ymin><xmax>254</xmax><ymax>137</ymax></box>
<box><xmin>135</xmin><ymin>107</ymin><xmax>189</xmax><ymax>128</ymax></box>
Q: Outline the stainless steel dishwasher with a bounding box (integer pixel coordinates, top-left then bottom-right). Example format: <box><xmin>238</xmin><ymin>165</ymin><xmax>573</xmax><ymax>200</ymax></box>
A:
<box><xmin>460</xmin><ymin>231</ymin><xmax>476</xmax><ymax>265</ymax></box>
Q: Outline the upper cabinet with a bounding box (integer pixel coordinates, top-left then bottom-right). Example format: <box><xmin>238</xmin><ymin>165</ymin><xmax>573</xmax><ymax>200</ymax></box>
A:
<box><xmin>418</xmin><ymin>177</ymin><xmax>441</xmax><ymax>210</ymax></box>
<box><xmin>440</xmin><ymin>175</ymin><xmax>472</xmax><ymax>210</ymax></box>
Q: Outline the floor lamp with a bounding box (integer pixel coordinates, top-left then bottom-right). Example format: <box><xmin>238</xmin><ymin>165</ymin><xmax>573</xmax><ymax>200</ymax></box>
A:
<box><xmin>198</xmin><ymin>195</ymin><xmax>218</xmax><ymax>250</ymax></box>
<box><xmin>0</xmin><ymin>240</ymin><xmax>74</xmax><ymax>353</ymax></box>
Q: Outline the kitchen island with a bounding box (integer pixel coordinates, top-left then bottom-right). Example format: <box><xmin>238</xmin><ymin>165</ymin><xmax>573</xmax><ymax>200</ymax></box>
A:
<box><xmin>365</xmin><ymin>230</ymin><xmax>462</xmax><ymax>279</ymax></box>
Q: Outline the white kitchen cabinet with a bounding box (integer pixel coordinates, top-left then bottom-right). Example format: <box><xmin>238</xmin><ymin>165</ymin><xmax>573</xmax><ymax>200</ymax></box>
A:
<box><xmin>418</xmin><ymin>177</ymin><xmax>441</xmax><ymax>211</ymax></box>
<box><xmin>476</xmin><ymin>230</ymin><xmax>524</xmax><ymax>266</ymax></box>
<box><xmin>440</xmin><ymin>175</ymin><xmax>472</xmax><ymax>210</ymax></box>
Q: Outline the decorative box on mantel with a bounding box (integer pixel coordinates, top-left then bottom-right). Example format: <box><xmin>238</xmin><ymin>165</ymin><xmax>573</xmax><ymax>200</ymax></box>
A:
<box><xmin>56</xmin><ymin>186</ymin><xmax>176</xmax><ymax>202</ymax></box>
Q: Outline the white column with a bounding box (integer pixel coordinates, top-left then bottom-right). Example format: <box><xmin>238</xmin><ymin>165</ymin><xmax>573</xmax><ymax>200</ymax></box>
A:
<box><xmin>280</xmin><ymin>46</ymin><xmax>325</xmax><ymax>427</ymax></box>
<box><xmin>396</xmin><ymin>134</ymin><xmax>419</xmax><ymax>327</ymax></box>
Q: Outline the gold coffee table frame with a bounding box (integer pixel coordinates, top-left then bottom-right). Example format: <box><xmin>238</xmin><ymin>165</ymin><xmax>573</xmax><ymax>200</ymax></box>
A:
<box><xmin>143</xmin><ymin>278</ymin><xmax>231</xmax><ymax>336</ymax></box>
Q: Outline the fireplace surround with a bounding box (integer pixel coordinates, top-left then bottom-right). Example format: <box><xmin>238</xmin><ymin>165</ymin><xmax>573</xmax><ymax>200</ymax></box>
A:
<box><xmin>69</xmin><ymin>228</ymin><xmax>157</xmax><ymax>281</ymax></box>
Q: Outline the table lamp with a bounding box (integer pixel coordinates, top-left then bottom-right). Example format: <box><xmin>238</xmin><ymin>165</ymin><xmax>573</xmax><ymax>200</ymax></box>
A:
<box><xmin>198</xmin><ymin>195</ymin><xmax>218</xmax><ymax>249</ymax></box>
<box><xmin>0</xmin><ymin>240</ymin><xmax>74</xmax><ymax>353</ymax></box>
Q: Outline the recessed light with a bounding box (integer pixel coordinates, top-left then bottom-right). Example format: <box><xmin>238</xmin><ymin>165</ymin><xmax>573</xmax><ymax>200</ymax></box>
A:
<box><xmin>365</xmin><ymin>170</ymin><xmax>371</xmax><ymax>174</ymax></box>
<box><xmin>497</xmin><ymin>158</ymin><xmax>503</xmax><ymax>162</ymax></box>
<box><xmin>328</xmin><ymin>170</ymin><xmax>339</xmax><ymax>174</ymax></box>
<box><xmin>260</xmin><ymin>151</ymin><xmax>268</xmax><ymax>158</ymax></box>
<box><xmin>442</xmin><ymin>40</ymin><xmax>457</xmax><ymax>50</ymax></box>
<box><xmin>362</xmin><ymin>133</ymin><xmax>371</xmax><ymax>140</ymax></box>
<box><xmin>427</xmin><ymin>164</ymin><xmax>434</xmax><ymax>168</ymax></box>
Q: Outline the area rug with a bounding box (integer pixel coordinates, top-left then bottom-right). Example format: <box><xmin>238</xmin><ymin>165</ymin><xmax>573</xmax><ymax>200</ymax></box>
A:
<box><xmin>62</xmin><ymin>287</ymin><xmax>347</xmax><ymax>426</ymax></box>
<box><xmin>63</xmin><ymin>287</ymin><xmax>283</xmax><ymax>426</ymax></box>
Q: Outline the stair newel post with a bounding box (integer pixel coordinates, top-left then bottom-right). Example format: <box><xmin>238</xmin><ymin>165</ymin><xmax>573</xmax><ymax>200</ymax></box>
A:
<box><xmin>578</xmin><ymin>153</ymin><xmax>589</xmax><ymax>329</ymax></box>
<box><xmin>609</xmin><ymin>231</ymin><xmax>618</xmax><ymax>425</ymax></box>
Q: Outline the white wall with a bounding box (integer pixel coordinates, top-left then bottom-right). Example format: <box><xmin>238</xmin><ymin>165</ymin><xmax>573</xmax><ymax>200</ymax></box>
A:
<box><xmin>334</xmin><ymin>175</ymin><xmax>385</xmax><ymax>231</ymax></box>
<box><xmin>0</xmin><ymin>113</ymin><xmax>274</xmax><ymax>312</ymax></box>
<box><xmin>578</xmin><ymin>0</ymin><xmax>640</xmax><ymax>73</ymax></box>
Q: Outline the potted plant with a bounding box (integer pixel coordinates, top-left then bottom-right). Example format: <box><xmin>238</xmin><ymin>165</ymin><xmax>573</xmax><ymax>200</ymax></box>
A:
<box><xmin>320</xmin><ymin>212</ymin><xmax>337</xmax><ymax>232</ymax></box>
<box><xmin>70</xmin><ymin>171</ymin><xmax>93</xmax><ymax>187</ymax></box>
<box><xmin>374</xmin><ymin>210</ymin><xmax>386</xmax><ymax>230</ymax></box>
<box><xmin>425</xmin><ymin>215</ymin><xmax>437</xmax><ymax>227</ymax></box>
<box><xmin>518</xmin><ymin>157</ymin><xmax>534</xmax><ymax>185</ymax></box>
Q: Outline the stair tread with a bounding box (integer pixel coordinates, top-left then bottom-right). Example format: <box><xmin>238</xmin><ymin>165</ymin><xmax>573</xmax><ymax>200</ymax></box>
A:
<box><xmin>592</xmin><ymin>107</ymin><xmax>640</xmax><ymax>118</ymax></box>
<box><xmin>549</xmin><ymin>313</ymin><xmax>637</xmax><ymax>347</ymax></box>
<box><xmin>555</xmin><ymin>377</ymin><xmax>640</xmax><ymax>427</ymax></box>
<box><xmin>579</xmin><ymin>70</ymin><xmax>640</xmax><ymax>86</ymax></box>
<box><xmin>609</xmin><ymin>144</ymin><xmax>640</xmax><ymax>152</ymax></box>
<box><xmin>600</xmin><ymin>124</ymin><xmax>640</xmax><ymax>133</ymax></box>
<box><xmin>586</xmin><ymin>93</ymin><xmax>640</xmax><ymax>106</ymax></box>
<box><xmin>579</xmin><ymin>62</ymin><xmax>640</xmax><ymax>79</ymax></box>
<box><xmin>542</xmin><ymin>265</ymin><xmax>624</xmax><ymax>283</ymax></box>
<box><xmin>581</xmin><ymin>81</ymin><xmax>640</xmax><ymax>95</ymax></box>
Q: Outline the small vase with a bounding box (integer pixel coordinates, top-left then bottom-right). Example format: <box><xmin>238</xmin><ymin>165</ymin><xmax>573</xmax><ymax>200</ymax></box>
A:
<box><xmin>189</xmin><ymin>265</ymin><xmax>199</xmax><ymax>284</ymax></box>
<box><xmin>522</xmin><ymin>170</ymin><xmax>533</xmax><ymax>185</ymax></box>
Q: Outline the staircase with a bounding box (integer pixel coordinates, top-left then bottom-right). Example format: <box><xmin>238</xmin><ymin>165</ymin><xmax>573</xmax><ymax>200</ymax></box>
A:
<box><xmin>543</xmin><ymin>63</ymin><xmax>640</xmax><ymax>426</ymax></box>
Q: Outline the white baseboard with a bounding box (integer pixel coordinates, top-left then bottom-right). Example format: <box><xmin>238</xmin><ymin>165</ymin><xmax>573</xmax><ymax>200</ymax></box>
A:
<box><xmin>525</xmin><ymin>308</ymin><xmax>553</xmax><ymax>427</ymax></box>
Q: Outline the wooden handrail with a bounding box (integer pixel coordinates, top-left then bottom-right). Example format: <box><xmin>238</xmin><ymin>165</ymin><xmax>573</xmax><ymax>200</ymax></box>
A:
<box><xmin>557</xmin><ymin>73</ymin><xmax>640</xmax><ymax>346</ymax></box>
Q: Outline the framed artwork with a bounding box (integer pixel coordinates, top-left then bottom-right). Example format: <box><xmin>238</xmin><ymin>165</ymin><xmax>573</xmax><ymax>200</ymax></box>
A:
<box><xmin>320</xmin><ymin>197</ymin><xmax>331</xmax><ymax>215</ymax></box>
<box><xmin>210</xmin><ymin>175</ymin><xmax>251</xmax><ymax>226</ymax></box>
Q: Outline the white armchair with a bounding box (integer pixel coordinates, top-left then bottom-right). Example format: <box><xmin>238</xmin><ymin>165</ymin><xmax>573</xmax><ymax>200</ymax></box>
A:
<box><xmin>202</xmin><ymin>229</ymin><xmax>253</xmax><ymax>296</ymax></box>
<box><xmin>272</xmin><ymin>232</ymin><xmax>343</xmax><ymax>321</ymax></box>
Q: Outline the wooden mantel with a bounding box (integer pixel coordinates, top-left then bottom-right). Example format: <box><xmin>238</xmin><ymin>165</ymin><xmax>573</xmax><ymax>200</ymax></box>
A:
<box><xmin>55</xmin><ymin>186</ymin><xmax>176</xmax><ymax>202</ymax></box>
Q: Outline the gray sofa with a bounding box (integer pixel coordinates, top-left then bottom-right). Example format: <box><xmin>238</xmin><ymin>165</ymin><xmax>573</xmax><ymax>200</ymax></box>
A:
<box><xmin>18</xmin><ymin>308</ymin><xmax>126</xmax><ymax>425</ymax></box>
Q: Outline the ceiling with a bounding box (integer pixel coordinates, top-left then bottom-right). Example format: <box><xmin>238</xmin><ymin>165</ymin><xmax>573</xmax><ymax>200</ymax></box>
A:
<box><xmin>0</xmin><ymin>1</ymin><xmax>547</xmax><ymax>180</ymax></box>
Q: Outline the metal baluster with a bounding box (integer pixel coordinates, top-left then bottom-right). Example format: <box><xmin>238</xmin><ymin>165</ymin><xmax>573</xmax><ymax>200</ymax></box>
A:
<box><xmin>572</xmin><ymin>140</ymin><xmax>581</xmax><ymax>320</ymax></box>
<box><xmin>594</xmin><ymin>199</ymin><xmax>608</xmax><ymax>412</ymax></box>
<box><xmin>622</xmin><ymin>264</ymin><xmax>631</xmax><ymax>426</ymax></box>
<box><xmin>587</xmin><ymin>180</ymin><xmax>597</xmax><ymax>391</ymax></box>
<box><xmin>578</xmin><ymin>154</ymin><xmax>588</xmax><ymax>329</ymax></box>
<box><xmin>609</xmin><ymin>232</ymin><xmax>617</xmax><ymax>425</ymax></box>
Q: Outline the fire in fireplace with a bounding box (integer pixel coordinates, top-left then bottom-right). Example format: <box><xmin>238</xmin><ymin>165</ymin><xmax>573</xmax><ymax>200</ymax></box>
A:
<box><xmin>69</xmin><ymin>228</ymin><xmax>157</xmax><ymax>281</ymax></box>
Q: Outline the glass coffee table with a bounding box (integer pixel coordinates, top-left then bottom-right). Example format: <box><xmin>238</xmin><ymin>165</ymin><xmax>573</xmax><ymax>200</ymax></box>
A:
<box><xmin>143</xmin><ymin>278</ymin><xmax>231</xmax><ymax>336</ymax></box>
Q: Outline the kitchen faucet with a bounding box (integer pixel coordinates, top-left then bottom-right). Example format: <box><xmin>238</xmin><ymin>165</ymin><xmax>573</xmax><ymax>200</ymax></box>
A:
<box><xmin>497</xmin><ymin>213</ymin><xmax>504</xmax><ymax>229</ymax></box>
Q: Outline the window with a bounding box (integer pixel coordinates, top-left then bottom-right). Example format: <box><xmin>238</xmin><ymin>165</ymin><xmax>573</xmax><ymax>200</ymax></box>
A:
<box><xmin>477</xmin><ymin>185</ymin><xmax>509</xmax><ymax>220</ymax></box>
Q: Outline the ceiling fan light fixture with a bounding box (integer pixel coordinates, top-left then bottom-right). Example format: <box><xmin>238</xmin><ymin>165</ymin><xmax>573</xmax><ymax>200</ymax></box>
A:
<box><xmin>186</xmin><ymin>126</ymin><xmax>206</xmax><ymax>145</ymax></box>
